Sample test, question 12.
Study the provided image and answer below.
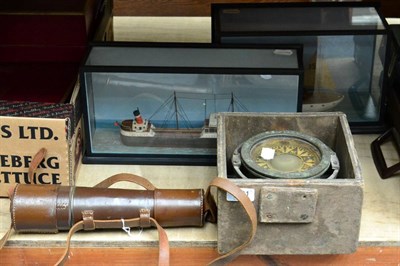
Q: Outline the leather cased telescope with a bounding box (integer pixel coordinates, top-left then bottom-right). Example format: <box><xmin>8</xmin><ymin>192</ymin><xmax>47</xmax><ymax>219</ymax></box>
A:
<box><xmin>10</xmin><ymin>184</ymin><xmax>204</xmax><ymax>233</ymax></box>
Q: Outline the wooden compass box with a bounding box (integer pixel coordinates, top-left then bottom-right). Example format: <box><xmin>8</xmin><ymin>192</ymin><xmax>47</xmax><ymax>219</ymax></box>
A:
<box><xmin>216</xmin><ymin>112</ymin><xmax>363</xmax><ymax>254</ymax></box>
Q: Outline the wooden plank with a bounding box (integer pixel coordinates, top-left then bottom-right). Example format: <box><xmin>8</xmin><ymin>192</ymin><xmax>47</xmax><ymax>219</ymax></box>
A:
<box><xmin>113</xmin><ymin>0</ymin><xmax>399</xmax><ymax>18</ymax></box>
<box><xmin>380</xmin><ymin>0</ymin><xmax>400</xmax><ymax>18</ymax></box>
<box><xmin>0</xmin><ymin>246</ymin><xmax>399</xmax><ymax>265</ymax></box>
<box><xmin>114</xmin><ymin>0</ymin><xmax>313</xmax><ymax>17</ymax></box>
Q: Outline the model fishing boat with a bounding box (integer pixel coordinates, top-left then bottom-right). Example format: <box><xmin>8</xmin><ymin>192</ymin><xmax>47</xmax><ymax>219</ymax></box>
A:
<box><xmin>116</xmin><ymin>92</ymin><xmax>220</xmax><ymax>148</ymax></box>
<box><xmin>117</xmin><ymin>109</ymin><xmax>217</xmax><ymax>148</ymax></box>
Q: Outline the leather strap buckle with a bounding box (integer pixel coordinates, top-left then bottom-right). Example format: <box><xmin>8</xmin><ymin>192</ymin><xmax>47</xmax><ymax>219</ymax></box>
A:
<box><xmin>82</xmin><ymin>210</ymin><xmax>95</xmax><ymax>231</ymax></box>
<box><xmin>139</xmin><ymin>209</ymin><xmax>151</xmax><ymax>228</ymax></box>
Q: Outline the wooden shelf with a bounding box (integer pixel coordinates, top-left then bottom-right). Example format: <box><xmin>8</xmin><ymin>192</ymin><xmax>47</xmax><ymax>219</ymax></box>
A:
<box><xmin>0</xmin><ymin>246</ymin><xmax>399</xmax><ymax>265</ymax></box>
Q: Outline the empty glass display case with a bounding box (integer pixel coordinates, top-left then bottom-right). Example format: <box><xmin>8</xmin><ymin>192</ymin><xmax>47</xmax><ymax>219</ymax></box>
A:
<box><xmin>81</xmin><ymin>43</ymin><xmax>303</xmax><ymax>164</ymax></box>
<box><xmin>212</xmin><ymin>2</ymin><xmax>391</xmax><ymax>132</ymax></box>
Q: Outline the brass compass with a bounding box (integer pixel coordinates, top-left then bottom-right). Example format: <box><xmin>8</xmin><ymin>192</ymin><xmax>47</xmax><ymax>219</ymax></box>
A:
<box><xmin>232</xmin><ymin>131</ymin><xmax>339</xmax><ymax>179</ymax></box>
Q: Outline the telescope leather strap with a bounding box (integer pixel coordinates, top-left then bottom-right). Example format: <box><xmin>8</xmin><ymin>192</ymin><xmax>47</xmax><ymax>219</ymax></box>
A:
<box><xmin>0</xmin><ymin>184</ymin><xmax>15</xmax><ymax>249</ymax></box>
<box><xmin>93</xmin><ymin>173</ymin><xmax>157</xmax><ymax>190</ymax></box>
<box><xmin>82</xmin><ymin>210</ymin><xmax>95</xmax><ymax>231</ymax></box>
<box><xmin>0</xmin><ymin>225</ymin><xmax>12</xmax><ymax>250</ymax></box>
<box><xmin>55</xmin><ymin>210</ymin><xmax>169</xmax><ymax>266</ymax></box>
<box><xmin>54</xmin><ymin>175</ymin><xmax>167</xmax><ymax>266</ymax></box>
<box><xmin>1</xmin><ymin>174</ymin><xmax>257</xmax><ymax>266</ymax></box>
<box><xmin>28</xmin><ymin>148</ymin><xmax>47</xmax><ymax>183</ymax></box>
<box><xmin>205</xmin><ymin>177</ymin><xmax>257</xmax><ymax>266</ymax></box>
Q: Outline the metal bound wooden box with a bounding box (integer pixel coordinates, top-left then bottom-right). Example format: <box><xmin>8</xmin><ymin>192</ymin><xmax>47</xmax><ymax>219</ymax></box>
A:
<box><xmin>216</xmin><ymin>112</ymin><xmax>363</xmax><ymax>254</ymax></box>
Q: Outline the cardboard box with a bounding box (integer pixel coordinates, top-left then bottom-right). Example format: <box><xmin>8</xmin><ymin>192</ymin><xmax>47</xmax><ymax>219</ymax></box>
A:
<box><xmin>0</xmin><ymin>100</ymin><xmax>82</xmax><ymax>197</ymax></box>
<box><xmin>217</xmin><ymin>112</ymin><xmax>363</xmax><ymax>254</ymax></box>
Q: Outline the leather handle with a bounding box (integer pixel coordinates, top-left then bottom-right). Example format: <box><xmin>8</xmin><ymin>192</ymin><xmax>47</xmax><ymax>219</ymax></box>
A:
<box><xmin>55</xmin><ymin>214</ymin><xmax>169</xmax><ymax>266</ymax></box>
<box><xmin>93</xmin><ymin>173</ymin><xmax>157</xmax><ymax>190</ymax></box>
<box><xmin>205</xmin><ymin>177</ymin><xmax>257</xmax><ymax>266</ymax></box>
<box><xmin>28</xmin><ymin>148</ymin><xmax>47</xmax><ymax>183</ymax></box>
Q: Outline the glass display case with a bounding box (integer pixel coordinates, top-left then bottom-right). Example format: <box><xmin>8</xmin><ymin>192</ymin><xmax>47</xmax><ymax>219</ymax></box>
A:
<box><xmin>80</xmin><ymin>43</ymin><xmax>303</xmax><ymax>165</ymax></box>
<box><xmin>212</xmin><ymin>2</ymin><xmax>391</xmax><ymax>132</ymax></box>
<box><xmin>371</xmin><ymin>24</ymin><xmax>400</xmax><ymax>179</ymax></box>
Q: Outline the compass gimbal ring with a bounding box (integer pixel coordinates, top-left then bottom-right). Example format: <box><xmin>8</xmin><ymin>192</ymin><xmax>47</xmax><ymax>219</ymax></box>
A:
<box><xmin>232</xmin><ymin>131</ymin><xmax>339</xmax><ymax>179</ymax></box>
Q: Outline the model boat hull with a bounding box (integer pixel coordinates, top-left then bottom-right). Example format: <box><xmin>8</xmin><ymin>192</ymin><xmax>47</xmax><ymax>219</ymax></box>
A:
<box><xmin>120</xmin><ymin>129</ymin><xmax>216</xmax><ymax>148</ymax></box>
<box><xmin>302</xmin><ymin>90</ymin><xmax>344</xmax><ymax>112</ymax></box>
<box><xmin>120</xmin><ymin>119</ymin><xmax>216</xmax><ymax>148</ymax></box>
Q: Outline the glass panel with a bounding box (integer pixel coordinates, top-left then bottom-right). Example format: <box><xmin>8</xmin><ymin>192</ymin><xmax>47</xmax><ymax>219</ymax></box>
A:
<box><xmin>85</xmin><ymin>47</ymin><xmax>299</xmax><ymax>69</ymax></box>
<box><xmin>221</xmin><ymin>36</ymin><xmax>317</xmax><ymax>73</ymax></box>
<box><xmin>314</xmin><ymin>35</ymin><xmax>385</xmax><ymax>122</ymax></box>
<box><xmin>85</xmin><ymin>72</ymin><xmax>299</xmax><ymax>156</ymax></box>
<box><xmin>218</xmin><ymin>6</ymin><xmax>385</xmax><ymax>32</ymax></box>
<box><xmin>351</xmin><ymin>7</ymin><xmax>385</xmax><ymax>29</ymax></box>
<box><xmin>221</xmin><ymin>34</ymin><xmax>385</xmax><ymax>122</ymax></box>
